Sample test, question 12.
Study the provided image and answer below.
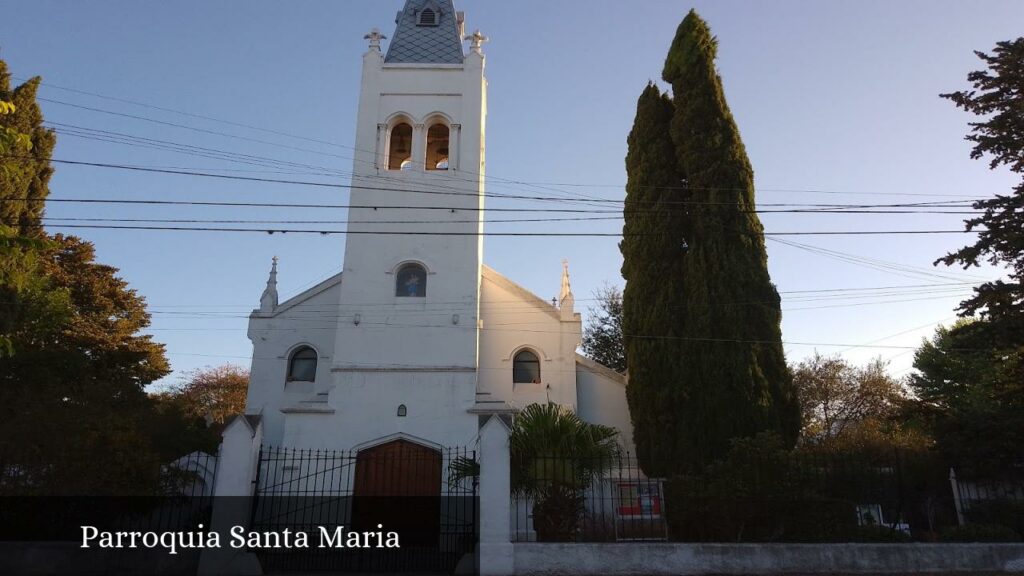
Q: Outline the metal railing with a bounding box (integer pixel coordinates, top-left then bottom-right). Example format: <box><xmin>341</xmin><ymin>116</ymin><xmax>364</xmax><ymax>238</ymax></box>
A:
<box><xmin>511</xmin><ymin>453</ymin><xmax>667</xmax><ymax>542</ymax></box>
<box><xmin>508</xmin><ymin>450</ymin><xmax>1021</xmax><ymax>543</ymax></box>
<box><xmin>250</xmin><ymin>444</ymin><xmax>478</xmax><ymax>573</ymax></box>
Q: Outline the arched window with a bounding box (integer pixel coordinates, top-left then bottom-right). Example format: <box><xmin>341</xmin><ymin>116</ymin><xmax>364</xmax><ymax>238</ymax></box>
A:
<box><xmin>425</xmin><ymin>123</ymin><xmax>449</xmax><ymax>171</ymax></box>
<box><xmin>397</xmin><ymin>404</ymin><xmax>408</xmax><ymax>417</ymax></box>
<box><xmin>388</xmin><ymin>123</ymin><xmax>413</xmax><ymax>170</ymax></box>
<box><xmin>418</xmin><ymin>8</ymin><xmax>437</xmax><ymax>26</ymax></box>
<box><xmin>513</xmin><ymin>350</ymin><xmax>541</xmax><ymax>384</ymax></box>
<box><xmin>396</xmin><ymin>263</ymin><xmax>426</xmax><ymax>297</ymax></box>
<box><xmin>288</xmin><ymin>346</ymin><xmax>317</xmax><ymax>382</ymax></box>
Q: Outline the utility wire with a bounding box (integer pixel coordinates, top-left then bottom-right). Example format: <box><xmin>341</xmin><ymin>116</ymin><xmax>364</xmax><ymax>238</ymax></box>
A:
<box><xmin>12</xmin><ymin>195</ymin><xmax>978</xmax><ymax>212</ymax></box>
<box><xmin>138</xmin><ymin>281</ymin><xmax>979</xmax><ymax>309</ymax></box>
<box><xmin>0</xmin><ymin>156</ymin><xmax>984</xmax><ymax>209</ymax></box>
<box><xmin>25</xmin><ymin>79</ymin><xmax>986</xmax><ymax>198</ymax></box>
<box><xmin>23</xmin><ymin>223</ymin><xmax>977</xmax><ymax>236</ymax></box>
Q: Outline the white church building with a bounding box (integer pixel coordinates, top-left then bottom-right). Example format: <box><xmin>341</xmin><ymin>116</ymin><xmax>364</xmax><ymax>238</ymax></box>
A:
<box><xmin>241</xmin><ymin>0</ymin><xmax>632</xmax><ymax>456</ymax></box>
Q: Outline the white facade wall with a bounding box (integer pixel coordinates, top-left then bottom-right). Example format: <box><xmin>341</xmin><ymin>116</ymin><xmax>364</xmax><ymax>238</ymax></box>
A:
<box><xmin>478</xmin><ymin>266</ymin><xmax>581</xmax><ymax>410</ymax></box>
<box><xmin>246</xmin><ymin>276</ymin><xmax>341</xmax><ymax>445</ymax></box>
<box><xmin>576</xmin><ymin>357</ymin><xmax>634</xmax><ymax>452</ymax></box>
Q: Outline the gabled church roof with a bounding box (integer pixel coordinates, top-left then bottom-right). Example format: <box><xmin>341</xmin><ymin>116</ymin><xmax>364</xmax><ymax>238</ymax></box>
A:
<box><xmin>385</xmin><ymin>0</ymin><xmax>465</xmax><ymax>65</ymax></box>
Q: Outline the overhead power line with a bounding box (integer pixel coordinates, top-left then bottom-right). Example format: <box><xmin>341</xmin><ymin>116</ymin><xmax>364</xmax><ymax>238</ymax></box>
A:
<box><xmin>46</xmin><ymin>121</ymin><xmax>354</xmax><ymax>177</ymax></box>
<box><xmin>138</xmin><ymin>322</ymin><xmax>987</xmax><ymax>351</ymax></box>
<box><xmin>27</xmin><ymin>211</ymin><xmax>978</xmax><ymax>227</ymax></box>
<box><xmin>26</xmin><ymin>78</ymin><xmax>987</xmax><ymax>199</ymax></box>
<box><xmin>14</xmin><ymin>193</ymin><xmax>974</xmax><ymax>212</ymax></box>
<box><xmin>39</xmin><ymin>97</ymin><xmax>358</xmax><ymax>164</ymax></box>
<box><xmin>26</xmin><ymin>222</ymin><xmax>976</xmax><ymax>236</ymax></box>
<box><xmin>35</xmin><ymin>91</ymin><xmax>621</xmax><ymax>204</ymax></box>
<box><xmin>9</xmin><ymin>154</ymin><xmax>989</xmax><ymax>208</ymax></box>
<box><xmin>135</xmin><ymin>281</ymin><xmax>978</xmax><ymax>309</ymax></box>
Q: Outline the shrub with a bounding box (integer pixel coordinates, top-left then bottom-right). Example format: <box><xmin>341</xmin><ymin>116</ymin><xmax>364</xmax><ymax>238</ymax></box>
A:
<box><xmin>665</xmin><ymin>434</ymin><xmax>860</xmax><ymax>542</ymax></box>
<box><xmin>964</xmin><ymin>499</ymin><xmax>1024</xmax><ymax>538</ymax></box>
<box><xmin>941</xmin><ymin>523</ymin><xmax>1021</xmax><ymax>542</ymax></box>
<box><xmin>853</xmin><ymin>525</ymin><xmax>913</xmax><ymax>542</ymax></box>
<box><xmin>663</xmin><ymin>433</ymin><xmax>956</xmax><ymax>542</ymax></box>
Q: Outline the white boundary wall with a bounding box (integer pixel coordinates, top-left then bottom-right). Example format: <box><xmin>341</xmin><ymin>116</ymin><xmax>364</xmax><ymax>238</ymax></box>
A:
<box><xmin>514</xmin><ymin>543</ymin><xmax>1024</xmax><ymax>575</ymax></box>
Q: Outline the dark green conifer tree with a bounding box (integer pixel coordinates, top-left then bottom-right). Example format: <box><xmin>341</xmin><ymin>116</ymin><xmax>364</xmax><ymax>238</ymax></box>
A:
<box><xmin>666</xmin><ymin>11</ymin><xmax>799</xmax><ymax>470</ymax></box>
<box><xmin>620</xmin><ymin>83</ymin><xmax>689</xmax><ymax>475</ymax></box>
<box><xmin>626</xmin><ymin>11</ymin><xmax>799</xmax><ymax>474</ymax></box>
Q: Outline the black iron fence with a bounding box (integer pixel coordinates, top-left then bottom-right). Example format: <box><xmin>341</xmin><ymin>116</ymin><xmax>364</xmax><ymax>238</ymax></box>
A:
<box><xmin>251</xmin><ymin>443</ymin><xmax>477</xmax><ymax>573</ymax></box>
<box><xmin>0</xmin><ymin>450</ymin><xmax>218</xmax><ymax>540</ymax></box>
<box><xmin>511</xmin><ymin>453</ymin><xmax>667</xmax><ymax>542</ymax></box>
<box><xmin>950</xmin><ymin>466</ymin><xmax>1024</xmax><ymax>538</ymax></box>
<box><xmin>510</xmin><ymin>450</ymin><xmax>1024</xmax><ymax>543</ymax></box>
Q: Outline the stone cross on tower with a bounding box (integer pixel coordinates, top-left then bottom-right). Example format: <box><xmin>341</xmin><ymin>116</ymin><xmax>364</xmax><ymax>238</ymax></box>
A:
<box><xmin>364</xmin><ymin>28</ymin><xmax>387</xmax><ymax>51</ymax></box>
<box><xmin>465</xmin><ymin>29</ymin><xmax>488</xmax><ymax>54</ymax></box>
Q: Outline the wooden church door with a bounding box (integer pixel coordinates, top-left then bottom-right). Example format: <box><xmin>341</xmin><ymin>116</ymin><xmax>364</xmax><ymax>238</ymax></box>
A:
<box><xmin>352</xmin><ymin>439</ymin><xmax>442</xmax><ymax>547</ymax></box>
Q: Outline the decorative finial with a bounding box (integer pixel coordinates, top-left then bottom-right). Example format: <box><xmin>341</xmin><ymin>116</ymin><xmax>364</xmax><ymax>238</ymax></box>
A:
<box><xmin>465</xmin><ymin>29</ymin><xmax>488</xmax><ymax>54</ymax></box>
<box><xmin>560</xmin><ymin>259</ymin><xmax>572</xmax><ymax>298</ymax></box>
<box><xmin>559</xmin><ymin>259</ymin><xmax>575</xmax><ymax>319</ymax></box>
<box><xmin>364</xmin><ymin>28</ymin><xmax>387</xmax><ymax>51</ymax></box>
<box><xmin>259</xmin><ymin>256</ymin><xmax>279</xmax><ymax>313</ymax></box>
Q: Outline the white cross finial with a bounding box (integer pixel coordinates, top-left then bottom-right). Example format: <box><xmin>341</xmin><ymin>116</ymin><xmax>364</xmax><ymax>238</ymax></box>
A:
<box><xmin>364</xmin><ymin>28</ymin><xmax>386</xmax><ymax>51</ymax></box>
<box><xmin>465</xmin><ymin>29</ymin><xmax>488</xmax><ymax>54</ymax></box>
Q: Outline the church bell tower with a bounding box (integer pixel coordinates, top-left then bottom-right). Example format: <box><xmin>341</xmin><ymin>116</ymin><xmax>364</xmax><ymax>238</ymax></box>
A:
<box><xmin>330</xmin><ymin>0</ymin><xmax>487</xmax><ymax>446</ymax></box>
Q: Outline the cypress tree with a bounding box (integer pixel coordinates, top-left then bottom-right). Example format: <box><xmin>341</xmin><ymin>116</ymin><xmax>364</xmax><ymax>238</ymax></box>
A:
<box><xmin>664</xmin><ymin>10</ymin><xmax>798</xmax><ymax>472</ymax></box>
<box><xmin>1</xmin><ymin>61</ymin><xmax>64</xmax><ymax>356</ymax></box>
<box><xmin>0</xmin><ymin>60</ymin><xmax>55</xmax><ymax>236</ymax></box>
<box><xmin>620</xmin><ymin>83</ymin><xmax>690</xmax><ymax>475</ymax></box>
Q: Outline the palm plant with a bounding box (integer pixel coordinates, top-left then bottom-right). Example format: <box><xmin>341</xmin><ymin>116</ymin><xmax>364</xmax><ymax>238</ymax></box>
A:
<box><xmin>450</xmin><ymin>403</ymin><xmax>621</xmax><ymax>541</ymax></box>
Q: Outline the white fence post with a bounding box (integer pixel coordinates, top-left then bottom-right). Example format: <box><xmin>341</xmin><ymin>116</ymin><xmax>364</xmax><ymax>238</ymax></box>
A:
<box><xmin>198</xmin><ymin>415</ymin><xmax>264</xmax><ymax>575</ymax></box>
<box><xmin>479</xmin><ymin>415</ymin><xmax>514</xmax><ymax>576</ymax></box>
<box><xmin>949</xmin><ymin>467</ymin><xmax>966</xmax><ymax>527</ymax></box>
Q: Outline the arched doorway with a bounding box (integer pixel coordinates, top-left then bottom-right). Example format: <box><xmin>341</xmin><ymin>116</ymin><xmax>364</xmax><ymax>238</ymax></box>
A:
<box><xmin>352</xmin><ymin>439</ymin><xmax>442</xmax><ymax>547</ymax></box>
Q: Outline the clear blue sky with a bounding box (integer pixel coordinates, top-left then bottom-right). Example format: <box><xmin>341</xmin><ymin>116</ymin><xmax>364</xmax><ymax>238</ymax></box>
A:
<box><xmin>2</xmin><ymin>0</ymin><xmax>1020</xmax><ymax>389</ymax></box>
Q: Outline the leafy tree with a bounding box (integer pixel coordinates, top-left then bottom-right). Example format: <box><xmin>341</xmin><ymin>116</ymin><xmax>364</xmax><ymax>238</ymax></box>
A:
<box><xmin>581</xmin><ymin>285</ymin><xmax>626</xmax><ymax>373</ymax></box>
<box><xmin>794</xmin><ymin>354</ymin><xmax>900</xmax><ymax>442</ymax></box>
<box><xmin>909</xmin><ymin>319</ymin><xmax>1023</xmax><ymax>470</ymax></box>
<box><xmin>620</xmin><ymin>83</ymin><xmax>689</xmax><ymax>475</ymax></box>
<box><xmin>0</xmin><ymin>61</ymin><xmax>195</xmax><ymax>495</ymax></box>
<box><xmin>148</xmin><ymin>364</ymin><xmax>249</xmax><ymax>455</ymax></box>
<box><xmin>0</xmin><ymin>100</ymin><xmax>32</xmax><ymax>163</ymax></box>
<box><xmin>624</xmin><ymin>10</ymin><xmax>799</xmax><ymax>475</ymax></box>
<box><xmin>0</xmin><ymin>235</ymin><xmax>171</xmax><ymax>494</ymax></box>
<box><xmin>793</xmin><ymin>353</ymin><xmax>927</xmax><ymax>454</ymax></box>
<box><xmin>160</xmin><ymin>364</ymin><xmax>249</xmax><ymax>427</ymax></box>
<box><xmin>937</xmin><ymin>38</ymin><xmax>1024</xmax><ymax>379</ymax></box>
<box><xmin>145</xmin><ymin>395</ymin><xmax>220</xmax><ymax>461</ymax></box>
<box><xmin>0</xmin><ymin>60</ymin><xmax>55</xmax><ymax>237</ymax></box>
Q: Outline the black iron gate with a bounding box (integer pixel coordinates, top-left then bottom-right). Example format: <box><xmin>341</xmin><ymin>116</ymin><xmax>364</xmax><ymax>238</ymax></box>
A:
<box><xmin>250</xmin><ymin>443</ymin><xmax>478</xmax><ymax>574</ymax></box>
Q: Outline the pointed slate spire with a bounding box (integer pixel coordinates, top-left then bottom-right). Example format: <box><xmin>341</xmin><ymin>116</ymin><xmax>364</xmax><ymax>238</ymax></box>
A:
<box><xmin>559</xmin><ymin>259</ymin><xmax>575</xmax><ymax>320</ymax></box>
<box><xmin>385</xmin><ymin>0</ymin><xmax>465</xmax><ymax>64</ymax></box>
<box><xmin>259</xmin><ymin>256</ymin><xmax>279</xmax><ymax>313</ymax></box>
